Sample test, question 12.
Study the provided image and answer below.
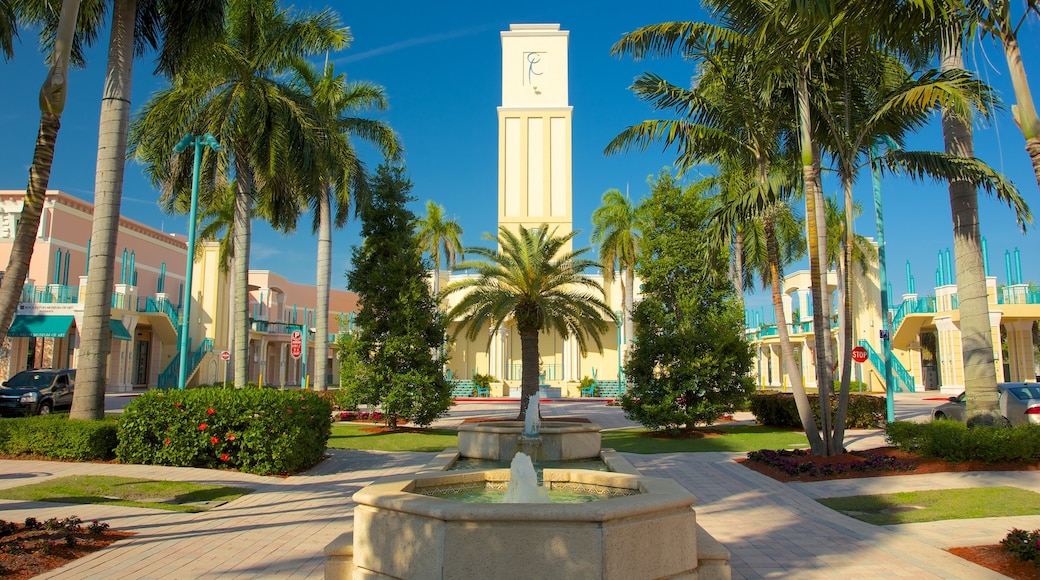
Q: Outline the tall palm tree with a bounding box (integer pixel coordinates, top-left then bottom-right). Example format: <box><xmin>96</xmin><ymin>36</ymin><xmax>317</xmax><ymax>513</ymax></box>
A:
<box><xmin>0</xmin><ymin>0</ymin><xmax>81</xmax><ymax>348</ymax></box>
<box><xmin>591</xmin><ymin>188</ymin><xmax>641</xmax><ymax>357</ymax></box>
<box><xmin>442</xmin><ymin>225</ymin><xmax>613</xmax><ymax>420</ymax></box>
<box><xmin>295</xmin><ymin>59</ymin><xmax>400</xmax><ymax>391</ymax></box>
<box><xmin>129</xmin><ymin>0</ymin><xmax>348</xmax><ymax>388</ymax></box>
<box><xmin>415</xmin><ymin>200</ymin><xmax>464</xmax><ymax>299</ymax></box>
<box><xmin>609</xmin><ymin>23</ymin><xmax>827</xmax><ymax>453</ymax></box>
<box><xmin>74</xmin><ymin>0</ymin><xmax>224</xmax><ymax>420</ymax></box>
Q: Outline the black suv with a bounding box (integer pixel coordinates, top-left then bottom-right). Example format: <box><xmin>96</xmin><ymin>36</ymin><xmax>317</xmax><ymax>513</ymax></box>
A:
<box><xmin>0</xmin><ymin>369</ymin><xmax>76</xmax><ymax>417</ymax></box>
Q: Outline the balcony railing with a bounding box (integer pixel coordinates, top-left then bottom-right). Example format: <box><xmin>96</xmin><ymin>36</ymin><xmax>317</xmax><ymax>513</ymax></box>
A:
<box><xmin>20</xmin><ymin>284</ymin><xmax>78</xmax><ymax>304</ymax></box>
<box><xmin>998</xmin><ymin>285</ymin><xmax>1040</xmax><ymax>305</ymax></box>
<box><xmin>891</xmin><ymin>295</ymin><xmax>937</xmax><ymax>332</ymax></box>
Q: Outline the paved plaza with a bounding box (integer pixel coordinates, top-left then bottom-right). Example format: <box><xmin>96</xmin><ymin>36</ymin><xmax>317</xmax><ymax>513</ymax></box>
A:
<box><xmin>0</xmin><ymin>394</ymin><xmax>1032</xmax><ymax>579</ymax></box>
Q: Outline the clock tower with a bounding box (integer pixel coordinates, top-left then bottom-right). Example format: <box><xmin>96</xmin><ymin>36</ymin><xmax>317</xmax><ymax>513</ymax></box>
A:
<box><xmin>498</xmin><ymin>24</ymin><xmax>572</xmax><ymax>244</ymax></box>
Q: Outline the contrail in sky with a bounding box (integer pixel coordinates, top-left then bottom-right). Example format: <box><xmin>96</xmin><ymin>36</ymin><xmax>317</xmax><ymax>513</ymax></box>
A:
<box><xmin>336</xmin><ymin>23</ymin><xmax>500</xmax><ymax>64</ymax></box>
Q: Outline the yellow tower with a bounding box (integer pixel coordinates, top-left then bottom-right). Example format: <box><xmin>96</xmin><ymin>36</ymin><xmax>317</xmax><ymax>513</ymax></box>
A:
<box><xmin>498</xmin><ymin>24</ymin><xmax>573</xmax><ymax>245</ymax></box>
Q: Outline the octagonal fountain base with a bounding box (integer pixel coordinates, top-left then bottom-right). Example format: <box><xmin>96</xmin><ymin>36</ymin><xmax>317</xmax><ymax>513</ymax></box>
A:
<box><xmin>456</xmin><ymin>419</ymin><xmax>602</xmax><ymax>461</ymax></box>
<box><xmin>324</xmin><ymin>467</ymin><xmax>731</xmax><ymax>580</ymax></box>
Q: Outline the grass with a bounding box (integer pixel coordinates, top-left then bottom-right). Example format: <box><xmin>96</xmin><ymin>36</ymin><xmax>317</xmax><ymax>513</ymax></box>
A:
<box><xmin>327</xmin><ymin>422</ymin><xmax>459</xmax><ymax>452</ymax></box>
<box><xmin>601</xmin><ymin>424</ymin><xmax>810</xmax><ymax>453</ymax></box>
<box><xmin>818</xmin><ymin>486</ymin><xmax>1040</xmax><ymax>525</ymax></box>
<box><xmin>0</xmin><ymin>476</ymin><xmax>253</xmax><ymax>513</ymax></box>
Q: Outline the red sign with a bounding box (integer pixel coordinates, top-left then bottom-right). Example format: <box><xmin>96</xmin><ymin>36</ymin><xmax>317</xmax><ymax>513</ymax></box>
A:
<box><xmin>851</xmin><ymin>346</ymin><xmax>868</xmax><ymax>364</ymax></box>
<box><xmin>290</xmin><ymin>330</ymin><xmax>303</xmax><ymax>359</ymax></box>
<box><xmin>220</xmin><ymin>350</ymin><xmax>231</xmax><ymax>361</ymax></box>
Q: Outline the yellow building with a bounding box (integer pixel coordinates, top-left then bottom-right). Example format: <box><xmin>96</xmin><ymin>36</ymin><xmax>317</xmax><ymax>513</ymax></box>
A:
<box><xmin>746</xmin><ymin>244</ymin><xmax>1040</xmax><ymax>395</ymax></box>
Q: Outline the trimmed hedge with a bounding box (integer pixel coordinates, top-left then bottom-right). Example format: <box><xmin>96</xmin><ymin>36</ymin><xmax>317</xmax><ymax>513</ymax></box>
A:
<box><xmin>750</xmin><ymin>392</ymin><xmax>885</xmax><ymax>429</ymax></box>
<box><xmin>0</xmin><ymin>414</ymin><xmax>117</xmax><ymax>460</ymax></box>
<box><xmin>116</xmin><ymin>389</ymin><xmax>331</xmax><ymax>475</ymax></box>
<box><xmin>885</xmin><ymin>420</ymin><xmax>1040</xmax><ymax>463</ymax></box>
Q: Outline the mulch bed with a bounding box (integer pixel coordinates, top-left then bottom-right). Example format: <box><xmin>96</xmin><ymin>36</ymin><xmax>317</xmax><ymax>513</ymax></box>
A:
<box><xmin>739</xmin><ymin>446</ymin><xmax>1040</xmax><ymax>483</ymax></box>
<box><xmin>0</xmin><ymin>524</ymin><xmax>132</xmax><ymax>579</ymax></box>
<box><xmin>949</xmin><ymin>545</ymin><xmax>1040</xmax><ymax>579</ymax></box>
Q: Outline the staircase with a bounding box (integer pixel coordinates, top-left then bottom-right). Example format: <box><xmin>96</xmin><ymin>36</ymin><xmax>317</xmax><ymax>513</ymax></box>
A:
<box><xmin>593</xmin><ymin>380</ymin><xmax>625</xmax><ymax>399</ymax></box>
<box><xmin>158</xmin><ymin>338</ymin><xmax>214</xmax><ymax>389</ymax></box>
<box><xmin>857</xmin><ymin>339</ymin><xmax>915</xmax><ymax>392</ymax></box>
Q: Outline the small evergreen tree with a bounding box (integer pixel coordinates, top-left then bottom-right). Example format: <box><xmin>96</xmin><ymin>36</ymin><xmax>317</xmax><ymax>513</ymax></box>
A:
<box><xmin>622</xmin><ymin>172</ymin><xmax>754</xmax><ymax>432</ymax></box>
<box><xmin>342</xmin><ymin>164</ymin><xmax>452</xmax><ymax>427</ymax></box>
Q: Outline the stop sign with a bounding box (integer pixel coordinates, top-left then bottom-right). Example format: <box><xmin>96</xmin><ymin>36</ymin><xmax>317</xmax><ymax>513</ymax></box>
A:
<box><xmin>290</xmin><ymin>330</ymin><xmax>303</xmax><ymax>359</ymax></box>
<box><xmin>851</xmin><ymin>346</ymin><xmax>868</xmax><ymax>364</ymax></box>
<box><xmin>220</xmin><ymin>350</ymin><xmax>230</xmax><ymax>361</ymax></box>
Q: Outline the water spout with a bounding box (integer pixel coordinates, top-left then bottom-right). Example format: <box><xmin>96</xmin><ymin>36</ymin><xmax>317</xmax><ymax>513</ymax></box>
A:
<box><xmin>502</xmin><ymin>452</ymin><xmax>550</xmax><ymax>503</ymax></box>
<box><xmin>523</xmin><ymin>392</ymin><xmax>541</xmax><ymax>437</ymax></box>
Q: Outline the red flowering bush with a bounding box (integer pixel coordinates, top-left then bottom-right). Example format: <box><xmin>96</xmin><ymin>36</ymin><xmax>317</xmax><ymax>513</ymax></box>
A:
<box><xmin>115</xmin><ymin>389</ymin><xmax>331</xmax><ymax>475</ymax></box>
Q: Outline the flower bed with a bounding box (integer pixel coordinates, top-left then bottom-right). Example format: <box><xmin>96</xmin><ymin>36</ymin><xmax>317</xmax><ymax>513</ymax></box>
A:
<box><xmin>332</xmin><ymin>411</ymin><xmax>385</xmax><ymax>422</ymax></box>
<box><xmin>745</xmin><ymin>448</ymin><xmax>915</xmax><ymax>478</ymax></box>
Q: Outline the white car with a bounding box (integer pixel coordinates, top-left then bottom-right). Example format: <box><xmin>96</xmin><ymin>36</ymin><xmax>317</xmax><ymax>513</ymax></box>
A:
<box><xmin>998</xmin><ymin>383</ymin><xmax>1040</xmax><ymax>426</ymax></box>
<box><xmin>931</xmin><ymin>384</ymin><xmax>1040</xmax><ymax>426</ymax></box>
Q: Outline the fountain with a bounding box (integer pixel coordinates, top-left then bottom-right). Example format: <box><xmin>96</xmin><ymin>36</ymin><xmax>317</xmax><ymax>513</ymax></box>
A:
<box><xmin>324</xmin><ymin>388</ymin><xmax>731</xmax><ymax>579</ymax></box>
<box><xmin>457</xmin><ymin>391</ymin><xmax>601</xmax><ymax>461</ymax></box>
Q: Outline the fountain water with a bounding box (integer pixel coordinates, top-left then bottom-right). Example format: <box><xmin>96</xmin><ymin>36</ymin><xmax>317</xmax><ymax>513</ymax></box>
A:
<box><xmin>523</xmin><ymin>392</ymin><xmax>541</xmax><ymax>436</ymax></box>
<box><xmin>501</xmin><ymin>452</ymin><xmax>550</xmax><ymax>503</ymax></box>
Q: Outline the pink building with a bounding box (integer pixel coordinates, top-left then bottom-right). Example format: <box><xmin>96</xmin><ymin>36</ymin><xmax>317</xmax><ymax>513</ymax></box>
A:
<box><xmin>0</xmin><ymin>190</ymin><xmax>357</xmax><ymax>391</ymax></box>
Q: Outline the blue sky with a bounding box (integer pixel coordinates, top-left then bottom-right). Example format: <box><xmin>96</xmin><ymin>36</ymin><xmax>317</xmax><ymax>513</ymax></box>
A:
<box><xmin>1</xmin><ymin>1</ymin><xmax>1038</xmax><ymax>319</ymax></box>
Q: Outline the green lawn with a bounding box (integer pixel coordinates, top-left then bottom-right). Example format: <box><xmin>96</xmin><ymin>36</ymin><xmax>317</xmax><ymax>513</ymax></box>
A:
<box><xmin>327</xmin><ymin>423</ymin><xmax>459</xmax><ymax>452</ymax></box>
<box><xmin>601</xmin><ymin>425</ymin><xmax>810</xmax><ymax>453</ymax></box>
<box><xmin>0</xmin><ymin>476</ymin><xmax>252</xmax><ymax>513</ymax></box>
<box><xmin>818</xmin><ymin>486</ymin><xmax>1040</xmax><ymax>525</ymax></box>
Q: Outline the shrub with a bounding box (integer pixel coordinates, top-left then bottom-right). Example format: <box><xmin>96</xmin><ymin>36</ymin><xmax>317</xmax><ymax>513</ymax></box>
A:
<box><xmin>749</xmin><ymin>393</ymin><xmax>885</xmax><ymax>429</ymax></box>
<box><xmin>116</xmin><ymin>389</ymin><xmax>331</xmax><ymax>476</ymax></box>
<box><xmin>885</xmin><ymin>420</ymin><xmax>1040</xmax><ymax>463</ymax></box>
<box><xmin>1002</xmin><ymin>528</ymin><xmax>1040</xmax><ymax>565</ymax></box>
<box><xmin>473</xmin><ymin>374</ymin><xmax>494</xmax><ymax>391</ymax></box>
<box><xmin>0</xmin><ymin>415</ymin><xmax>117</xmax><ymax>460</ymax></box>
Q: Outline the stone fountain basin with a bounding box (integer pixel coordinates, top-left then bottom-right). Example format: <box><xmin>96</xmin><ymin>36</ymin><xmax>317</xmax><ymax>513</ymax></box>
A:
<box><xmin>456</xmin><ymin>419</ymin><xmax>601</xmax><ymax>461</ymax></box>
<box><xmin>336</xmin><ymin>468</ymin><xmax>721</xmax><ymax>580</ymax></box>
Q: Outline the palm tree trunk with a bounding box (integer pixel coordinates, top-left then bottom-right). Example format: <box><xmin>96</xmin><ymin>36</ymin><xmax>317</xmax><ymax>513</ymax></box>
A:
<box><xmin>812</xmin><ymin>142</ymin><xmax>833</xmax><ymax>370</ymax></box>
<box><xmin>765</xmin><ymin>213</ymin><xmax>823</xmax><ymax>454</ymax></box>
<box><xmin>233</xmin><ymin>155</ymin><xmax>253</xmax><ymax>387</ymax></box>
<box><xmin>0</xmin><ymin>113</ymin><xmax>61</xmax><ymax>345</ymax></box>
<box><xmin>798</xmin><ymin>68</ymin><xmax>834</xmax><ymax>454</ymax></box>
<box><xmin>73</xmin><ymin>0</ymin><xmax>135</xmax><ymax>420</ymax></box>
<box><xmin>833</xmin><ymin>175</ymin><xmax>856</xmax><ymax>452</ymax></box>
<box><xmin>942</xmin><ymin>36</ymin><xmax>1000</xmax><ymax>425</ymax></box>
<box><xmin>1002</xmin><ymin>32</ymin><xmax>1040</xmax><ymax>191</ymax></box>
<box><xmin>518</xmin><ymin>326</ymin><xmax>539</xmax><ymax>421</ymax></box>
<box><xmin>0</xmin><ymin>0</ymin><xmax>80</xmax><ymax>347</ymax></box>
<box><xmin>314</xmin><ymin>184</ymin><xmax>332</xmax><ymax>390</ymax></box>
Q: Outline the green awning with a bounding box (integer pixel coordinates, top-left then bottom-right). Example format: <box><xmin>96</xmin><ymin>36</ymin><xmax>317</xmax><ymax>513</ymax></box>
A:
<box><xmin>110</xmin><ymin>319</ymin><xmax>132</xmax><ymax>341</ymax></box>
<box><xmin>7</xmin><ymin>315</ymin><xmax>75</xmax><ymax>338</ymax></box>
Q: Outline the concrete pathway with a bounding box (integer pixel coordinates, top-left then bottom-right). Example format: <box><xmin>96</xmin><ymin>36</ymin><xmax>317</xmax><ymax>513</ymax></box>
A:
<box><xmin>0</xmin><ymin>395</ymin><xmax>1029</xmax><ymax>578</ymax></box>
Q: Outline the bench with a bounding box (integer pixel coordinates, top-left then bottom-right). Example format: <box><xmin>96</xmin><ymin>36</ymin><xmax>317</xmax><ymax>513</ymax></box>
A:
<box><xmin>580</xmin><ymin>384</ymin><xmax>596</xmax><ymax>397</ymax></box>
<box><xmin>474</xmin><ymin>384</ymin><xmax>490</xmax><ymax>397</ymax></box>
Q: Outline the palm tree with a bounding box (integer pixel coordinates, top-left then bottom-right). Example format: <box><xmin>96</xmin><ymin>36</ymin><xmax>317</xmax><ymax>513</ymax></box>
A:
<box><xmin>415</xmin><ymin>201</ymin><xmax>464</xmax><ymax>299</ymax></box>
<box><xmin>0</xmin><ymin>0</ymin><xmax>81</xmax><ymax>348</ymax></box>
<box><xmin>74</xmin><ymin>0</ymin><xmax>224</xmax><ymax>420</ymax></box>
<box><xmin>958</xmin><ymin>0</ymin><xmax>1040</xmax><ymax>190</ymax></box>
<box><xmin>129</xmin><ymin>0</ymin><xmax>348</xmax><ymax>388</ymax></box>
<box><xmin>591</xmin><ymin>188</ymin><xmax>641</xmax><ymax>358</ymax></box>
<box><xmin>295</xmin><ymin>59</ymin><xmax>400</xmax><ymax>391</ymax></box>
<box><xmin>442</xmin><ymin>225</ymin><xmax>613</xmax><ymax>420</ymax></box>
<box><xmin>1</xmin><ymin>0</ymin><xmax>18</xmax><ymax>59</ymax></box>
<box><xmin>608</xmin><ymin>24</ymin><xmax>828</xmax><ymax>453</ymax></box>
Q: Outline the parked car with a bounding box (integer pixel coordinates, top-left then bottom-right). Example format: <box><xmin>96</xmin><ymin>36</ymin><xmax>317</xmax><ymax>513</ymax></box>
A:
<box><xmin>998</xmin><ymin>382</ymin><xmax>1040</xmax><ymax>426</ymax></box>
<box><xmin>931</xmin><ymin>391</ymin><xmax>966</xmax><ymax>422</ymax></box>
<box><xmin>0</xmin><ymin>369</ymin><xmax>76</xmax><ymax>417</ymax></box>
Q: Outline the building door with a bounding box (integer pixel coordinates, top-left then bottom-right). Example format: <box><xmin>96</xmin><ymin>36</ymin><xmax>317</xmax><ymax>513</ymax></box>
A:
<box><xmin>134</xmin><ymin>340</ymin><xmax>149</xmax><ymax>386</ymax></box>
<box><xmin>25</xmin><ymin>338</ymin><xmax>37</xmax><ymax>370</ymax></box>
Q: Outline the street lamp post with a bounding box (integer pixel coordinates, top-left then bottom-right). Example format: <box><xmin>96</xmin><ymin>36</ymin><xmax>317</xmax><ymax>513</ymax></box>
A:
<box><xmin>870</xmin><ymin>136</ymin><xmax>898</xmax><ymax>422</ymax></box>
<box><xmin>174</xmin><ymin>133</ymin><xmax>221</xmax><ymax>390</ymax></box>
